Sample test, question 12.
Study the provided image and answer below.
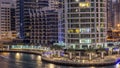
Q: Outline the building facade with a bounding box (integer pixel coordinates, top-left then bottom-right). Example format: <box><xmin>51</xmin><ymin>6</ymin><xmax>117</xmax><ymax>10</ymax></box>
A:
<box><xmin>16</xmin><ymin>0</ymin><xmax>49</xmax><ymax>44</ymax></box>
<box><xmin>107</xmin><ymin>0</ymin><xmax>114</xmax><ymax>30</ymax></box>
<box><xmin>113</xmin><ymin>0</ymin><xmax>120</xmax><ymax>27</ymax></box>
<box><xmin>0</xmin><ymin>0</ymin><xmax>16</xmax><ymax>40</ymax></box>
<box><xmin>62</xmin><ymin>0</ymin><xmax>107</xmax><ymax>49</ymax></box>
<box><xmin>16</xmin><ymin>0</ymin><xmax>61</xmax><ymax>45</ymax></box>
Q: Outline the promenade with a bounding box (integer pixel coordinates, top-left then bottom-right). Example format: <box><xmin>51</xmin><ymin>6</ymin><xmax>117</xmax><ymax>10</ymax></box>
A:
<box><xmin>41</xmin><ymin>55</ymin><xmax>120</xmax><ymax>67</ymax></box>
<box><xmin>0</xmin><ymin>49</ymin><xmax>120</xmax><ymax>67</ymax></box>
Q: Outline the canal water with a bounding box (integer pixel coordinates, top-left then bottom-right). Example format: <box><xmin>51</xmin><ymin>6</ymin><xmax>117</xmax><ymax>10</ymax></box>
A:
<box><xmin>0</xmin><ymin>52</ymin><xmax>119</xmax><ymax>68</ymax></box>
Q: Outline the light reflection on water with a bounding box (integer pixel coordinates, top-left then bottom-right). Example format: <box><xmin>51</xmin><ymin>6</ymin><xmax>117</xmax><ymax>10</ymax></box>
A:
<box><xmin>15</xmin><ymin>53</ymin><xmax>21</xmax><ymax>62</ymax></box>
<box><xmin>49</xmin><ymin>64</ymin><xmax>55</xmax><ymax>68</ymax></box>
<box><xmin>2</xmin><ymin>52</ymin><xmax>10</xmax><ymax>56</ymax></box>
<box><xmin>0</xmin><ymin>52</ymin><xmax>119</xmax><ymax>68</ymax></box>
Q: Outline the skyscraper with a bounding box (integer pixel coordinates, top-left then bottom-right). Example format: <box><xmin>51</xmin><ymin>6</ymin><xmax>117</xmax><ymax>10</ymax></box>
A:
<box><xmin>0</xmin><ymin>0</ymin><xmax>16</xmax><ymax>40</ymax></box>
<box><xmin>16</xmin><ymin>0</ymin><xmax>48</xmax><ymax>44</ymax></box>
<box><xmin>107</xmin><ymin>0</ymin><xmax>114</xmax><ymax>30</ymax></box>
<box><xmin>62</xmin><ymin>0</ymin><xmax>107</xmax><ymax>49</ymax></box>
<box><xmin>16</xmin><ymin>0</ymin><xmax>62</xmax><ymax>45</ymax></box>
<box><xmin>113</xmin><ymin>0</ymin><xmax>120</xmax><ymax>27</ymax></box>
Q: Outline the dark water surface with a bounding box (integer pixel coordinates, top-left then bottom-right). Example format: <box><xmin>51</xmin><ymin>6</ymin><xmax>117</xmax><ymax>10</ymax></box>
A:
<box><xmin>0</xmin><ymin>52</ymin><xmax>119</xmax><ymax>68</ymax></box>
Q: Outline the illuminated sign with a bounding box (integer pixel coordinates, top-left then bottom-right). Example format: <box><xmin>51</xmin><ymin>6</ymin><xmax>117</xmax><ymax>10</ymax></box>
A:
<box><xmin>79</xmin><ymin>2</ymin><xmax>90</xmax><ymax>8</ymax></box>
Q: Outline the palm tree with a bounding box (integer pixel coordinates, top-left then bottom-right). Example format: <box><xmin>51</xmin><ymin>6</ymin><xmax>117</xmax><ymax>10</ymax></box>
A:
<box><xmin>50</xmin><ymin>45</ymin><xmax>63</xmax><ymax>50</ymax></box>
<box><xmin>50</xmin><ymin>45</ymin><xmax>63</xmax><ymax>57</ymax></box>
<box><xmin>98</xmin><ymin>48</ymin><xmax>106</xmax><ymax>59</ymax></box>
<box><xmin>67</xmin><ymin>48</ymin><xmax>75</xmax><ymax>59</ymax></box>
<box><xmin>86</xmin><ymin>48</ymin><xmax>96</xmax><ymax>61</ymax></box>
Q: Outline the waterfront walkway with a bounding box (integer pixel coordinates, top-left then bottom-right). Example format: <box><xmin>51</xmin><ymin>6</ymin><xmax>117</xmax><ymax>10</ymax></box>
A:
<box><xmin>41</xmin><ymin>55</ymin><xmax>120</xmax><ymax>66</ymax></box>
<box><xmin>0</xmin><ymin>49</ymin><xmax>42</xmax><ymax>55</ymax></box>
<box><xmin>0</xmin><ymin>49</ymin><xmax>120</xmax><ymax>67</ymax></box>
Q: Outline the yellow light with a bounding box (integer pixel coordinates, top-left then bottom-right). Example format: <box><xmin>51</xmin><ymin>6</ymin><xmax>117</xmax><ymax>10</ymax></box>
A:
<box><xmin>117</xmin><ymin>24</ymin><xmax>120</xmax><ymax>27</ymax></box>
<box><xmin>49</xmin><ymin>64</ymin><xmax>55</xmax><ymax>68</ymax></box>
<box><xmin>82</xmin><ymin>60</ymin><xmax>85</xmax><ymax>63</ymax></box>
<box><xmin>2</xmin><ymin>52</ymin><xmax>9</xmax><ymax>56</ymax></box>
<box><xmin>15</xmin><ymin>53</ymin><xmax>21</xmax><ymax>62</ymax></box>
<box><xmin>36</xmin><ymin>55</ymin><xmax>42</xmax><ymax>64</ymax></box>
<box><xmin>76</xmin><ymin>29</ymin><xmax>80</xmax><ymax>33</ymax></box>
<box><xmin>79</xmin><ymin>2</ymin><xmax>90</xmax><ymax>8</ymax></box>
<box><xmin>37</xmin><ymin>56</ymin><xmax>41</xmax><ymax>61</ymax></box>
<box><xmin>68</xmin><ymin>29</ymin><xmax>73</xmax><ymax>33</ymax></box>
<box><xmin>16</xmin><ymin>53</ymin><xmax>20</xmax><ymax>58</ymax></box>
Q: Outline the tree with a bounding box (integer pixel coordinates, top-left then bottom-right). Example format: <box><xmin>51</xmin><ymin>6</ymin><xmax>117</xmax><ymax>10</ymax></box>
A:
<box><xmin>86</xmin><ymin>48</ymin><xmax>96</xmax><ymax>61</ymax></box>
<box><xmin>50</xmin><ymin>45</ymin><xmax>63</xmax><ymax>57</ymax></box>
<box><xmin>50</xmin><ymin>45</ymin><xmax>63</xmax><ymax>50</ymax></box>
<box><xmin>67</xmin><ymin>48</ymin><xmax>75</xmax><ymax>59</ymax></box>
<box><xmin>98</xmin><ymin>48</ymin><xmax>106</xmax><ymax>59</ymax></box>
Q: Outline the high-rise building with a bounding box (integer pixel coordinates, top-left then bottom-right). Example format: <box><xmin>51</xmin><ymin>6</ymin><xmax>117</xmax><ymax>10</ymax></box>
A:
<box><xmin>0</xmin><ymin>0</ymin><xmax>16</xmax><ymax>40</ymax></box>
<box><xmin>107</xmin><ymin>0</ymin><xmax>114</xmax><ymax>30</ymax></box>
<box><xmin>62</xmin><ymin>0</ymin><xmax>107</xmax><ymax>49</ymax></box>
<box><xmin>16</xmin><ymin>0</ymin><xmax>62</xmax><ymax>45</ymax></box>
<box><xmin>16</xmin><ymin>0</ymin><xmax>49</xmax><ymax>44</ymax></box>
<box><xmin>40</xmin><ymin>10</ymin><xmax>58</xmax><ymax>45</ymax></box>
<box><xmin>113</xmin><ymin>0</ymin><xmax>120</xmax><ymax>27</ymax></box>
<box><xmin>48</xmin><ymin>0</ymin><xmax>61</xmax><ymax>10</ymax></box>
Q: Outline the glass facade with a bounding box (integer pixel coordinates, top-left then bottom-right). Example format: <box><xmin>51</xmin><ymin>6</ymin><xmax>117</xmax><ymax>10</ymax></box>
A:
<box><xmin>16</xmin><ymin>0</ymin><xmax>49</xmax><ymax>44</ymax></box>
<box><xmin>63</xmin><ymin>0</ymin><xmax>107</xmax><ymax>49</ymax></box>
<box><xmin>16</xmin><ymin>0</ymin><xmax>59</xmax><ymax>45</ymax></box>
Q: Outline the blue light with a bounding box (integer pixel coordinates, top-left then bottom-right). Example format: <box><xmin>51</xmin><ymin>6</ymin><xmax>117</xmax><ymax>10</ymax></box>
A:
<box><xmin>113</xmin><ymin>48</ymin><xmax>119</xmax><ymax>51</ymax></box>
<box><xmin>115</xmin><ymin>58</ymin><xmax>120</xmax><ymax>64</ymax></box>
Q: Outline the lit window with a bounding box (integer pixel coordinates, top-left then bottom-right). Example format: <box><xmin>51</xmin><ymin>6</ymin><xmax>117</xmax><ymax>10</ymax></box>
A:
<box><xmin>80</xmin><ymin>39</ymin><xmax>91</xmax><ymax>43</ymax></box>
<box><xmin>80</xmin><ymin>28</ymin><xmax>91</xmax><ymax>33</ymax></box>
<box><xmin>79</xmin><ymin>2</ymin><xmax>90</xmax><ymax>8</ymax></box>
<box><xmin>76</xmin><ymin>29</ymin><xmax>80</xmax><ymax>33</ymax></box>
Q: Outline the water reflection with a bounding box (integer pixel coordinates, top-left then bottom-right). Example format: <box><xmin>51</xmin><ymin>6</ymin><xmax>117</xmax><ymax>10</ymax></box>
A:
<box><xmin>49</xmin><ymin>64</ymin><xmax>55</xmax><ymax>68</ymax></box>
<box><xmin>15</xmin><ymin>53</ymin><xmax>20</xmax><ymax>59</ymax></box>
<box><xmin>2</xmin><ymin>52</ymin><xmax>9</xmax><ymax>56</ymax></box>
<box><xmin>0</xmin><ymin>52</ymin><xmax>118</xmax><ymax>68</ymax></box>
<box><xmin>90</xmin><ymin>66</ymin><xmax>95</xmax><ymax>68</ymax></box>
<box><xmin>30</xmin><ymin>54</ymin><xmax>35</xmax><ymax>60</ymax></box>
<box><xmin>36</xmin><ymin>55</ymin><xmax>41</xmax><ymax>64</ymax></box>
<box><xmin>37</xmin><ymin>55</ymin><xmax>41</xmax><ymax>61</ymax></box>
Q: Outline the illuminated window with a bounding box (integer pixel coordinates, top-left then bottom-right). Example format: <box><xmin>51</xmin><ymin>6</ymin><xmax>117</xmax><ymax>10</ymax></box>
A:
<box><xmin>68</xmin><ymin>29</ymin><xmax>73</xmax><ymax>33</ymax></box>
<box><xmin>80</xmin><ymin>28</ymin><xmax>91</xmax><ymax>33</ymax></box>
<box><xmin>80</xmin><ymin>39</ymin><xmax>91</xmax><ymax>43</ymax></box>
<box><xmin>68</xmin><ymin>29</ymin><xmax>80</xmax><ymax>33</ymax></box>
<box><xmin>75</xmin><ymin>29</ymin><xmax>80</xmax><ymax>33</ymax></box>
<box><xmin>79</xmin><ymin>2</ymin><xmax>90</xmax><ymax>8</ymax></box>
